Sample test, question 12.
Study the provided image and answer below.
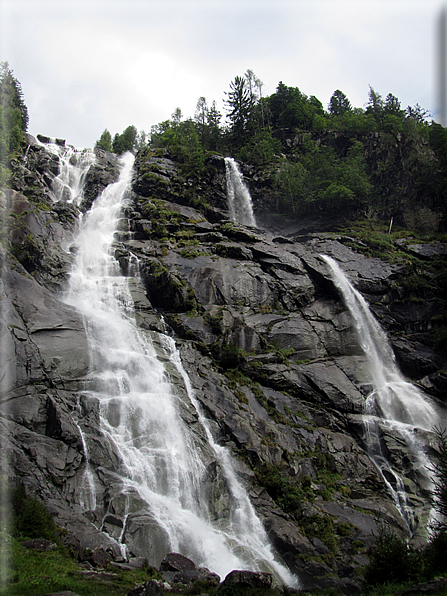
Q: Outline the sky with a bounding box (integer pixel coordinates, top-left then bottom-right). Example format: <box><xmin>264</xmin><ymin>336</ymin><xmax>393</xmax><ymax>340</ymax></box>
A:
<box><xmin>0</xmin><ymin>0</ymin><xmax>446</xmax><ymax>149</ymax></box>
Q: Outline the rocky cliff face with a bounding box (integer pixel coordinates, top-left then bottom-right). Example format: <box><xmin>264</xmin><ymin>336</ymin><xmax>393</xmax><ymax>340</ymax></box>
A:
<box><xmin>1</xmin><ymin>136</ymin><xmax>446</xmax><ymax>593</ymax></box>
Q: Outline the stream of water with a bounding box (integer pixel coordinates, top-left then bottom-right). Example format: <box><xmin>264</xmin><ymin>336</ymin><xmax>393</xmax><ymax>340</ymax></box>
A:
<box><xmin>46</xmin><ymin>144</ymin><xmax>96</xmax><ymax>204</ymax></box>
<box><xmin>322</xmin><ymin>255</ymin><xmax>437</xmax><ymax>531</ymax></box>
<box><xmin>53</xmin><ymin>147</ymin><xmax>296</xmax><ymax>585</ymax></box>
<box><xmin>224</xmin><ymin>157</ymin><xmax>256</xmax><ymax>227</ymax></box>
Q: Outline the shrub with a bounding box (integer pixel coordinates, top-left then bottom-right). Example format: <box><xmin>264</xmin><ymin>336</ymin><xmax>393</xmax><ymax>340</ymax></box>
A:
<box><xmin>423</xmin><ymin>528</ymin><xmax>447</xmax><ymax>577</ymax></box>
<box><xmin>217</xmin><ymin>342</ymin><xmax>246</xmax><ymax>370</ymax></box>
<box><xmin>254</xmin><ymin>462</ymin><xmax>312</xmax><ymax>517</ymax></box>
<box><xmin>364</xmin><ymin>524</ymin><xmax>423</xmax><ymax>585</ymax></box>
<box><xmin>11</xmin><ymin>484</ymin><xmax>58</xmax><ymax>542</ymax></box>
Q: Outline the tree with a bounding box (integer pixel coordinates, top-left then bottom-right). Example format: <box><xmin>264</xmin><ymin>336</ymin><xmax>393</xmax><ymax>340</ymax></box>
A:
<box><xmin>193</xmin><ymin>97</ymin><xmax>222</xmax><ymax>152</ymax></box>
<box><xmin>0</xmin><ymin>62</ymin><xmax>28</xmax><ymax>133</ymax></box>
<box><xmin>205</xmin><ymin>100</ymin><xmax>222</xmax><ymax>151</ymax></box>
<box><xmin>194</xmin><ymin>96</ymin><xmax>208</xmax><ymax>144</ymax></box>
<box><xmin>135</xmin><ymin>130</ymin><xmax>148</xmax><ymax>152</ymax></box>
<box><xmin>0</xmin><ymin>62</ymin><xmax>28</xmax><ymax>183</ymax></box>
<box><xmin>194</xmin><ymin>97</ymin><xmax>207</xmax><ymax>127</ymax></box>
<box><xmin>406</xmin><ymin>103</ymin><xmax>431</xmax><ymax>124</ymax></box>
<box><xmin>225</xmin><ymin>75</ymin><xmax>253</xmax><ymax>146</ymax></box>
<box><xmin>424</xmin><ymin>426</ymin><xmax>447</xmax><ymax>577</ymax></box>
<box><xmin>244</xmin><ymin>69</ymin><xmax>262</xmax><ymax>104</ymax></box>
<box><xmin>268</xmin><ymin>82</ymin><xmax>315</xmax><ymax>131</ymax></box>
<box><xmin>431</xmin><ymin>426</ymin><xmax>447</xmax><ymax>524</ymax></box>
<box><xmin>95</xmin><ymin>129</ymin><xmax>113</xmax><ymax>152</ymax></box>
<box><xmin>364</xmin><ymin>524</ymin><xmax>422</xmax><ymax>586</ymax></box>
<box><xmin>0</xmin><ymin>63</ymin><xmax>28</xmax><ymax>148</ymax></box>
<box><xmin>366</xmin><ymin>86</ymin><xmax>384</xmax><ymax>125</ymax></box>
<box><xmin>328</xmin><ymin>90</ymin><xmax>352</xmax><ymax>116</ymax></box>
<box><xmin>429</xmin><ymin>122</ymin><xmax>447</xmax><ymax>210</ymax></box>
<box><xmin>112</xmin><ymin>125</ymin><xmax>138</xmax><ymax>154</ymax></box>
<box><xmin>384</xmin><ymin>93</ymin><xmax>403</xmax><ymax>116</ymax></box>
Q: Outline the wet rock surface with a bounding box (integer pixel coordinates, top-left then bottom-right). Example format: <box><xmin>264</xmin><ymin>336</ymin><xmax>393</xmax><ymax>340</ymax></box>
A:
<box><xmin>1</xmin><ymin>138</ymin><xmax>446</xmax><ymax>593</ymax></box>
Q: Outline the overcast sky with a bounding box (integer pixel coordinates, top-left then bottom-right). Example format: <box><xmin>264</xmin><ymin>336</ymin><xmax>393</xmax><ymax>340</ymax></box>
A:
<box><xmin>1</xmin><ymin>0</ymin><xmax>446</xmax><ymax>149</ymax></box>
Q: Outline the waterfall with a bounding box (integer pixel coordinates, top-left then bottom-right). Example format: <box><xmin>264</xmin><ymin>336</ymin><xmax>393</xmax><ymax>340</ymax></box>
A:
<box><xmin>322</xmin><ymin>255</ymin><xmax>437</xmax><ymax>532</ymax></box>
<box><xmin>47</xmin><ymin>144</ymin><xmax>95</xmax><ymax>204</ymax></box>
<box><xmin>56</xmin><ymin>149</ymin><xmax>296</xmax><ymax>586</ymax></box>
<box><xmin>224</xmin><ymin>157</ymin><xmax>256</xmax><ymax>227</ymax></box>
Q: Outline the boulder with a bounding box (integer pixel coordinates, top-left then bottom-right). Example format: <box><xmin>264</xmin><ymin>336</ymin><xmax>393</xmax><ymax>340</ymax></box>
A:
<box><xmin>219</xmin><ymin>569</ymin><xmax>273</xmax><ymax>590</ymax></box>
<box><xmin>127</xmin><ymin>580</ymin><xmax>163</xmax><ymax>596</ymax></box>
<box><xmin>160</xmin><ymin>552</ymin><xmax>196</xmax><ymax>572</ymax></box>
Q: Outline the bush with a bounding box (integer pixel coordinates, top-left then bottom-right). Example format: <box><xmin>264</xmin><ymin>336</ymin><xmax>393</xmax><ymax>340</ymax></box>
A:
<box><xmin>423</xmin><ymin>528</ymin><xmax>447</xmax><ymax>577</ymax></box>
<box><xmin>216</xmin><ymin>342</ymin><xmax>246</xmax><ymax>370</ymax></box>
<box><xmin>11</xmin><ymin>484</ymin><xmax>58</xmax><ymax>542</ymax></box>
<box><xmin>254</xmin><ymin>462</ymin><xmax>310</xmax><ymax>517</ymax></box>
<box><xmin>364</xmin><ymin>524</ymin><xmax>423</xmax><ymax>586</ymax></box>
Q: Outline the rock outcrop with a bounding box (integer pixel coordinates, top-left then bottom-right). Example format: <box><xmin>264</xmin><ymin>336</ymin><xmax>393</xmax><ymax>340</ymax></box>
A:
<box><xmin>1</xmin><ymin>137</ymin><xmax>446</xmax><ymax>593</ymax></box>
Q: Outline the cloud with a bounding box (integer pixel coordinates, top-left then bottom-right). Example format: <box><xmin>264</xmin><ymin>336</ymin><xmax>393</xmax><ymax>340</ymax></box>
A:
<box><xmin>2</xmin><ymin>0</ymin><xmax>445</xmax><ymax>147</ymax></box>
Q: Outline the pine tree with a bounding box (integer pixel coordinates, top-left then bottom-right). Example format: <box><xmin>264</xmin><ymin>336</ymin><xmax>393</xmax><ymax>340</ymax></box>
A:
<box><xmin>95</xmin><ymin>129</ymin><xmax>113</xmax><ymax>152</ymax></box>
<box><xmin>0</xmin><ymin>62</ymin><xmax>28</xmax><ymax>182</ymax></box>
<box><xmin>225</xmin><ymin>75</ymin><xmax>253</xmax><ymax>147</ymax></box>
<box><xmin>328</xmin><ymin>90</ymin><xmax>352</xmax><ymax>116</ymax></box>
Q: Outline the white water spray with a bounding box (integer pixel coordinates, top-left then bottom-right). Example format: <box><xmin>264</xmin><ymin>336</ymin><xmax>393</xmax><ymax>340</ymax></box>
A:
<box><xmin>48</xmin><ymin>144</ymin><xmax>96</xmax><ymax>204</ymax></box>
<box><xmin>322</xmin><ymin>255</ymin><xmax>437</xmax><ymax>531</ymax></box>
<box><xmin>163</xmin><ymin>335</ymin><xmax>297</xmax><ymax>585</ymax></box>
<box><xmin>59</xmin><ymin>150</ymin><xmax>295</xmax><ymax>585</ymax></box>
<box><xmin>74</xmin><ymin>419</ymin><xmax>97</xmax><ymax>511</ymax></box>
<box><xmin>224</xmin><ymin>158</ymin><xmax>256</xmax><ymax>227</ymax></box>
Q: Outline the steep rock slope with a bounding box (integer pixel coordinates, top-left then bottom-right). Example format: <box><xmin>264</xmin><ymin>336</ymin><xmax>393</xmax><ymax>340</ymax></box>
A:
<box><xmin>1</xmin><ymin>137</ymin><xmax>446</xmax><ymax>592</ymax></box>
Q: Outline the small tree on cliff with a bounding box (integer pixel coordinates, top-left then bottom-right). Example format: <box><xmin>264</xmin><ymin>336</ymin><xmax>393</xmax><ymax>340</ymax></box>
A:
<box><xmin>112</xmin><ymin>125</ymin><xmax>138</xmax><ymax>154</ymax></box>
<box><xmin>95</xmin><ymin>129</ymin><xmax>113</xmax><ymax>152</ymax></box>
<box><xmin>328</xmin><ymin>89</ymin><xmax>352</xmax><ymax>116</ymax></box>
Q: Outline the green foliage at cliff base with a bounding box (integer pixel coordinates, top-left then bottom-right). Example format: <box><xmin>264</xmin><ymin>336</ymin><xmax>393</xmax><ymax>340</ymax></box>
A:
<box><xmin>0</xmin><ymin>537</ymin><xmax>160</xmax><ymax>596</ymax></box>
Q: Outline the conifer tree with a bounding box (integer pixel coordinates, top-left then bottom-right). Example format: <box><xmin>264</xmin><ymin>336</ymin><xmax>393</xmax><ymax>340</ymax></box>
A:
<box><xmin>95</xmin><ymin>129</ymin><xmax>113</xmax><ymax>152</ymax></box>
<box><xmin>225</xmin><ymin>75</ymin><xmax>253</xmax><ymax>146</ymax></box>
<box><xmin>0</xmin><ymin>62</ymin><xmax>28</xmax><ymax>182</ymax></box>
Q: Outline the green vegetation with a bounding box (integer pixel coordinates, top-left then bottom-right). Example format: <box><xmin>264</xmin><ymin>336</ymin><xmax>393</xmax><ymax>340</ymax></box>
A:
<box><xmin>364</xmin><ymin>524</ymin><xmax>423</xmax><ymax>586</ymax></box>
<box><xmin>94</xmin><ymin>68</ymin><xmax>447</xmax><ymax>228</ymax></box>
<box><xmin>254</xmin><ymin>462</ymin><xmax>313</xmax><ymax>516</ymax></box>
<box><xmin>10</xmin><ymin>484</ymin><xmax>59</xmax><ymax>542</ymax></box>
<box><xmin>1</xmin><ymin>535</ymin><xmax>162</xmax><ymax>596</ymax></box>
<box><xmin>95</xmin><ymin>124</ymin><xmax>146</xmax><ymax>154</ymax></box>
<box><xmin>329</xmin><ymin>218</ymin><xmax>447</xmax><ymax>352</ymax></box>
<box><xmin>0</xmin><ymin>62</ymin><xmax>28</xmax><ymax>184</ymax></box>
<box><xmin>364</xmin><ymin>426</ymin><xmax>447</xmax><ymax>587</ymax></box>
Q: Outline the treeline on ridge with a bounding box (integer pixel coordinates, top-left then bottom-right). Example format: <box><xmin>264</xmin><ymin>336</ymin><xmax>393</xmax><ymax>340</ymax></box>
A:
<box><xmin>96</xmin><ymin>70</ymin><xmax>447</xmax><ymax>224</ymax></box>
<box><xmin>1</xmin><ymin>60</ymin><xmax>446</xmax><ymax>224</ymax></box>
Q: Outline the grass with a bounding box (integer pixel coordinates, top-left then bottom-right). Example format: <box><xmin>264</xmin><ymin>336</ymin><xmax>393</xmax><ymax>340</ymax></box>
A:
<box><xmin>0</xmin><ymin>536</ymin><xmax>159</xmax><ymax>595</ymax></box>
<box><xmin>335</xmin><ymin>217</ymin><xmax>447</xmax><ymax>263</ymax></box>
<box><xmin>333</xmin><ymin>216</ymin><xmax>447</xmax><ymax>353</ymax></box>
<box><xmin>3</xmin><ymin>538</ymin><xmax>447</xmax><ymax>596</ymax></box>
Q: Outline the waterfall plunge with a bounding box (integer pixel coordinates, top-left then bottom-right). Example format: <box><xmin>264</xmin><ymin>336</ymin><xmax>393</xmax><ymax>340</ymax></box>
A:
<box><xmin>59</xmin><ymin>149</ymin><xmax>296</xmax><ymax>586</ymax></box>
<box><xmin>47</xmin><ymin>144</ymin><xmax>96</xmax><ymax>204</ymax></box>
<box><xmin>322</xmin><ymin>255</ymin><xmax>437</xmax><ymax>532</ymax></box>
<box><xmin>224</xmin><ymin>158</ymin><xmax>256</xmax><ymax>227</ymax></box>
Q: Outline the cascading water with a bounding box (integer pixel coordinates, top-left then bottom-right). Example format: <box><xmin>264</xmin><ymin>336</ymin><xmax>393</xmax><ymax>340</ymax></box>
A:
<box><xmin>47</xmin><ymin>144</ymin><xmax>95</xmax><ymax>204</ymax></box>
<box><xmin>322</xmin><ymin>255</ymin><xmax>438</xmax><ymax>532</ymax></box>
<box><xmin>224</xmin><ymin>157</ymin><xmax>256</xmax><ymax>227</ymax></box>
<box><xmin>55</xmin><ymin>147</ymin><xmax>296</xmax><ymax>586</ymax></box>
